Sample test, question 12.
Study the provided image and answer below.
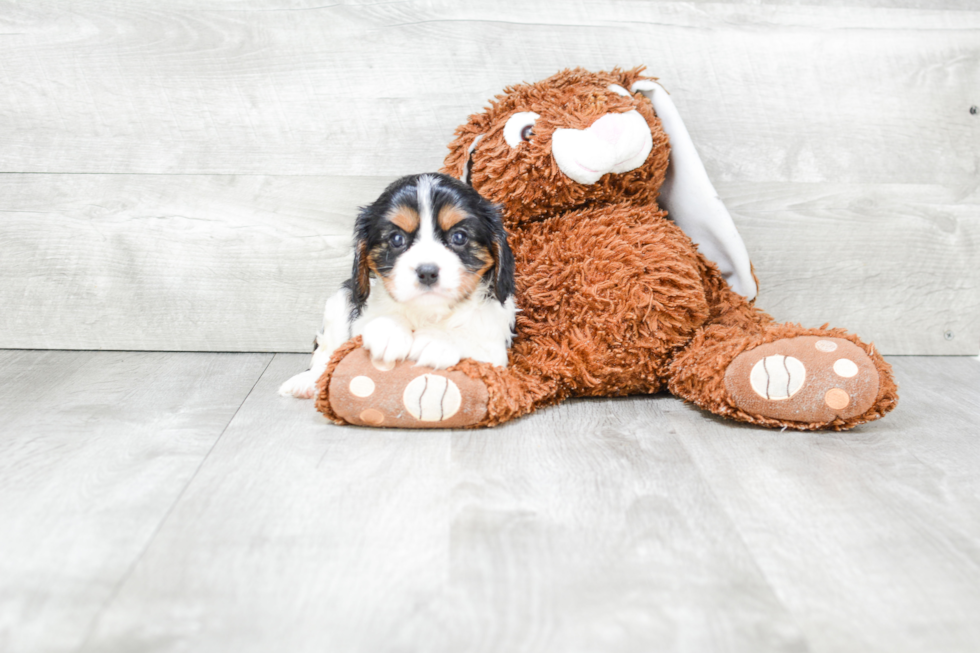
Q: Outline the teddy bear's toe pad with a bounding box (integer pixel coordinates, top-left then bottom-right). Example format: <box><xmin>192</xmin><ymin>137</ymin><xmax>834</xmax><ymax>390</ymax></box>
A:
<box><xmin>326</xmin><ymin>347</ymin><xmax>488</xmax><ymax>428</ymax></box>
<box><xmin>725</xmin><ymin>336</ymin><xmax>879</xmax><ymax>423</ymax></box>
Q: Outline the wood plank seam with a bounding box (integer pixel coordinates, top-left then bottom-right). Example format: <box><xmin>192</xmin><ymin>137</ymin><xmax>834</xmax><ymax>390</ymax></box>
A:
<box><xmin>73</xmin><ymin>354</ymin><xmax>274</xmax><ymax>652</ymax></box>
<box><xmin>668</xmin><ymin>423</ymin><xmax>812</xmax><ymax>645</ymax></box>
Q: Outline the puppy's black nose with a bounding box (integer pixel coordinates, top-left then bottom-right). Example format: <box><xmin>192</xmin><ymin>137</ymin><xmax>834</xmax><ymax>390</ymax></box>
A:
<box><xmin>416</xmin><ymin>263</ymin><xmax>440</xmax><ymax>287</ymax></box>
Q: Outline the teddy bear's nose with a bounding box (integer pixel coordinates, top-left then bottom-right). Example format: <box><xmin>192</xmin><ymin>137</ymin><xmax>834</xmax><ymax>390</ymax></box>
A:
<box><xmin>589</xmin><ymin>114</ymin><xmax>625</xmax><ymax>145</ymax></box>
<box><xmin>551</xmin><ymin>110</ymin><xmax>653</xmax><ymax>185</ymax></box>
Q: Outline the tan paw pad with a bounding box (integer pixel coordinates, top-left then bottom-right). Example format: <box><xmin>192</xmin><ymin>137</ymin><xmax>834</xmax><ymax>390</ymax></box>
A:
<box><xmin>749</xmin><ymin>355</ymin><xmax>806</xmax><ymax>400</ymax></box>
<box><xmin>725</xmin><ymin>336</ymin><xmax>879</xmax><ymax>424</ymax></box>
<box><xmin>326</xmin><ymin>347</ymin><xmax>488</xmax><ymax>428</ymax></box>
<box><xmin>359</xmin><ymin>408</ymin><xmax>386</xmax><ymax>425</ymax></box>
<box><xmin>349</xmin><ymin>375</ymin><xmax>375</xmax><ymax>397</ymax></box>
<box><xmin>403</xmin><ymin>374</ymin><xmax>462</xmax><ymax>421</ymax></box>
<box><xmin>371</xmin><ymin>358</ymin><xmax>396</xmax><ymax>372</ymax></box>
<box><xmin>833</xmin><ymin>358</ymin><xmax>858</xmax><ymax>378</ymax></box>
<box><xmin>824</xmin><ymin>388</ymin><xmax>850</xmax><ymax>410</ymax></box>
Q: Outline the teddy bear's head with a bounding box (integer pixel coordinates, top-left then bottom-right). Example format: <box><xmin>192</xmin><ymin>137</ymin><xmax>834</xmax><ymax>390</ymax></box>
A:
<box><xmin>441</xmin><ymin>67</ymin><xmax>670</xmax><ymax>226</ymax></box>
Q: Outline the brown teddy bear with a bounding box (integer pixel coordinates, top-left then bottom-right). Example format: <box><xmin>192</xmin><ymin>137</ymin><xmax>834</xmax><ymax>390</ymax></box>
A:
<box><xmin>316</xmin><ymin>67</ymin><xmax>898</xmax><ymax>430</ymax></box>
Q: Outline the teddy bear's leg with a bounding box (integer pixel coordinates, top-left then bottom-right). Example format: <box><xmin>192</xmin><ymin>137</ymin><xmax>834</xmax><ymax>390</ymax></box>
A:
<box><xmin>315</xmin><ymin>337</ymin><xmax>566</xmax><ymax>428</ymax></box>
<box><xmin>668</xmin><ymin>321</ymin><xmax>899</xmax><ymax>430</ymax></box>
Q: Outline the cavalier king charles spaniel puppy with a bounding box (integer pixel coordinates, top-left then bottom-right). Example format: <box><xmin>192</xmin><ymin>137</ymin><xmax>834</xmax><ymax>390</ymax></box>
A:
<box><xmin>280</xmin><ymin>173</ymin><xmax>516</xmax><ymax>399</ymax></box>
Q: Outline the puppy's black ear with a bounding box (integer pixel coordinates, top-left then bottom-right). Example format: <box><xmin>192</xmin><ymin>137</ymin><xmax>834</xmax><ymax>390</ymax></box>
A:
<box><xmin>350</xmin><ymin>241</ymin><xmax>372</xmax><ymax>315</ymax></box>
<box><xmin>347</xmin><ymin>208</ymin><xmax>373</xmax><ymax>319</ymax></box>
<box><xmin>491</xmin><ymin>222</ymin><xmax>515</xmax><ymax>304</ymax></box>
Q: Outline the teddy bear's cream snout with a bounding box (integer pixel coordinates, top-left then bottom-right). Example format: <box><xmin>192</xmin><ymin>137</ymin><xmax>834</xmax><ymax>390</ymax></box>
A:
<box><xmin>551</xmin><ymin>110</ymin><xmax>653</xmax><ymax>185</ymax></box>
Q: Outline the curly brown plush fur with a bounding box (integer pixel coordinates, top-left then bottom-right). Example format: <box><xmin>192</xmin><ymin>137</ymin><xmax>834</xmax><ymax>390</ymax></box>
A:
<box><xmin>317</xmin><ymin>67</ymin><xmax>897</xmax><ymax>430</ymax></box>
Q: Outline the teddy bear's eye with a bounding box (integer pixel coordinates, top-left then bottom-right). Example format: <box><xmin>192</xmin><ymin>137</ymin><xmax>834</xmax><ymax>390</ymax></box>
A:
<box><xmin>504</xmin><ymin>112</ymin><xmax>540</xmax><ymax>148</ymax></box>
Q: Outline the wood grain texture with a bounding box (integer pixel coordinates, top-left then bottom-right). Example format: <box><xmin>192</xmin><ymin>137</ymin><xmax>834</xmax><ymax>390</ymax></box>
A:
<box><xmin>1</xmin><ymin>1</ymin><xmax>977</xmax><ymax>182</ymax></box>
<box><xmin>0</xmin><ymin>174</ymin><xmax>390</xmax><ymax>352</ymax></box>
<box><xmin>664</xmin><ymin>355</ymin><xmax>980</xmax><ymax>652</ymax></box>
<box><xmin>0</xmin><ymin>350</ymin><xmax>271</xmax><ymax>653</ymax></box>
<box><xmin>1</xmin><ymin>0</ymin><xmax>977</xmax><ymax>353</ymax></box>
<box><xmin>0</xmin><ymin>351</ymin><xmax>956</xmax><ymax>652</ymax></box>
<box><xmin>730</xmin><ymin>183</ymin><xmax>980</xmax><ymax>355</ymax></box>
<box><xmin>78</xmin><ymin>353</ymin><xmax>808</xmax><ymax>652</ymax></box>
<box><xmin>1</xmin><ymin>175</ymin><xmax>975</xmax><ymax>353</ymax></box>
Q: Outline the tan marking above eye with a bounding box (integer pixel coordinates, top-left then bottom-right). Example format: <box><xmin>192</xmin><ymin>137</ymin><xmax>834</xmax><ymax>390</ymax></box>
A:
<box><xmin>438</xmin><ymin>205</ymin><xmax>468</xmax><ymax>231</ymax></box>
<box><xmin>389</xmin><ymin>207</ymin><xmax>419</xmax><ymax>233</ymax></box>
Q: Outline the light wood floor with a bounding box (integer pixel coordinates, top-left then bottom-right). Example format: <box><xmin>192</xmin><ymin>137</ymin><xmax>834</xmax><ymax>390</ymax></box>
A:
<box><xmin>1</xmin><ymin>351</ymin><xmax>978</xmax><ymax>653</ymax></box>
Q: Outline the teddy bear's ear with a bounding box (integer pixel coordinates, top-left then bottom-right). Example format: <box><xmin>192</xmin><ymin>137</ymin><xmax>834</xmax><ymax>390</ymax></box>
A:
<box><xmin>631</xmin><ymin>79</ymin><xmax>758</xmax><ymax>300</ymax></box>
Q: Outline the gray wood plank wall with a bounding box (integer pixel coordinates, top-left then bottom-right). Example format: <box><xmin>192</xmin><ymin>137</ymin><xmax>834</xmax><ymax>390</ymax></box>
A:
<box><xmin>1</xmin><ymin>1</ymin><xmax>977</xmax><ymax>354</ymax></box>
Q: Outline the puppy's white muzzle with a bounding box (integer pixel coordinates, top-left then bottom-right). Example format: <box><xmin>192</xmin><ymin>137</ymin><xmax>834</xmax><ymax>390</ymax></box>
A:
<box><xmin>551</xmin><ymin>110</ymin><xmax>653</xmax><ymax>185</ymax></box>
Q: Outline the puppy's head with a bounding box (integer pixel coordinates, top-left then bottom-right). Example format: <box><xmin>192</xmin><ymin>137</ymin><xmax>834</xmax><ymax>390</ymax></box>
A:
<box><xmin>349</xmin><ymin>173</ymin><xmax>514</xmax><ymax>316</ymax></box>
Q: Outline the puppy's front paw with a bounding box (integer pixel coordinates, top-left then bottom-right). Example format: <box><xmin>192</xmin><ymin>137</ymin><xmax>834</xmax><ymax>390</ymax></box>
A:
<box><xmin>362</xmin><ymin>317</ymin><xmax>414</xmax><ymax>364</ymax></box>
<box><xmin>279</xmin><ymin>370</ymin><xmax>320</xmax><ymax>399</ymax></box>
<box><xmin>409</xmin><ymin>332</ymin><xmax>461</xmax><ymax>369</ymax></box>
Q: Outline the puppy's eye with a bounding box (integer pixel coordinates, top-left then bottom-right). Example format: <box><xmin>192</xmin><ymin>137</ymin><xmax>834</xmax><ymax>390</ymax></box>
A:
<box><xmin>504</xmin><ymin>111</ymin><xmax>540</xmax><ymax>147</ymax></box>
<box><xmin>450</xmin><ymin>232</ymin><xmax>468</xmax><ymax>247</ymax></box>
<box><xmin>388</xmin><ymin>232</ymin><xmax>406</xmax><ymax>249</ymax></box>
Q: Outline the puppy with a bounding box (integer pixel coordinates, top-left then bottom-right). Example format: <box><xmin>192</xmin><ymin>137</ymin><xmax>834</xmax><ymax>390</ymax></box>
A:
<box><xmin>279</xmin><ymin>173</ymin><xmax>516</xmax><ymax>399</ymax></box>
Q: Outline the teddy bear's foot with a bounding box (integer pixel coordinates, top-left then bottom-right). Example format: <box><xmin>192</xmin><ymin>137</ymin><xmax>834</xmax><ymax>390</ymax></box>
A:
<box><xmin>322</xmin><ymin>347</ymin><xmax>489</xmax><ymax>428</ymax></box>
<box><xmin>725</xmin><ymin>336</ymin><xmax>880</xmax><ymax>424</ymax></box>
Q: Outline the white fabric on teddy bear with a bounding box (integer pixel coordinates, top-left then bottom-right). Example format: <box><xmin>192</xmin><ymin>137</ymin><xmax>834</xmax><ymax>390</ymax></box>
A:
<box><xmin>631</xmin><ymin>79</ymin><xmax>757</xmax><ymax>300</ymax></box>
